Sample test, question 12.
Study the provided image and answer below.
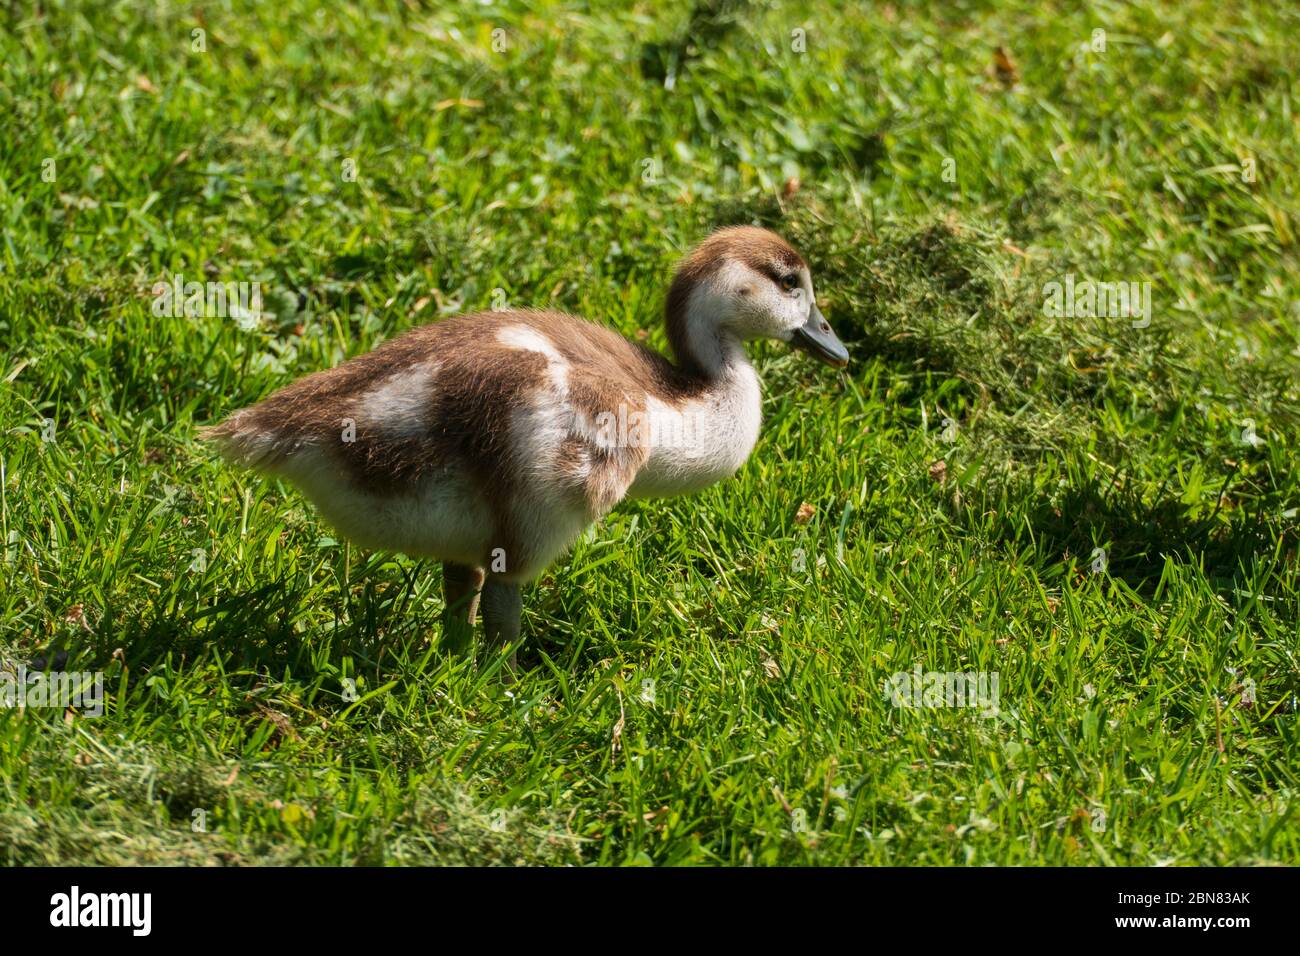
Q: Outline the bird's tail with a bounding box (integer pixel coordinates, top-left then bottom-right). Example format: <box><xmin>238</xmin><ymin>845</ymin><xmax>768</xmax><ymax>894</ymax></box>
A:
<box><xmin>198</xmin><ymin>408</ymin><xmax>306</xmax><ymax>474</ymax></box>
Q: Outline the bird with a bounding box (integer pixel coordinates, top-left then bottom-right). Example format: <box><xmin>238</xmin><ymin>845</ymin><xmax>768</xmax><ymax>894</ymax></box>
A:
<box><xmin>202</xmin><ymin>226</ymin><xmax>849</xmax><ymax>668</ymax></box>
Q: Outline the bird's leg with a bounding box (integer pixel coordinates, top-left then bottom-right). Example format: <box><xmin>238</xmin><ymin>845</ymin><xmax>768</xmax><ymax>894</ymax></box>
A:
<box><xmin>441</xmin><ymin>562</ymin><xmax>484</xmax><ymax>655</ymax></box>
<box><xmin>480</xmin><ymin>576</ymin><xmax>522</xmax><ymax>675</ymax></box>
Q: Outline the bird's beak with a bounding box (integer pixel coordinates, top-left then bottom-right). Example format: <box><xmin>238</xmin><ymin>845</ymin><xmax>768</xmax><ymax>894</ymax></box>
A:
<box><xmin>790</xmin><ymin>303</ymin><xmax>849</xmax><ymax>368</ymax></box>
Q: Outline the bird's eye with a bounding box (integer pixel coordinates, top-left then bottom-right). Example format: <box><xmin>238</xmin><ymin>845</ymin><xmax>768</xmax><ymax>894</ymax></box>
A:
<box><xmin>780</xmin><ymin>274</ymin><xmax>799</xmax><ymax>292</ymax></box>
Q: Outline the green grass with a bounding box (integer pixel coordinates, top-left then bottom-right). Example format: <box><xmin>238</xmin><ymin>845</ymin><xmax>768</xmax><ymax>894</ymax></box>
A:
<box><xmin>1</xmin><ymin>0</ymin><xmax>1298</xmax><ymax>865</ymax></box>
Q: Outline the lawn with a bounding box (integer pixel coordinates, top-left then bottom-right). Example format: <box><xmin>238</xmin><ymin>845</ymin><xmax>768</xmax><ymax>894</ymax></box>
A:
<box><xmin>1</xmin><ymin>0</ymin><xmax>1297</xmax><ymax>865</ymax></box>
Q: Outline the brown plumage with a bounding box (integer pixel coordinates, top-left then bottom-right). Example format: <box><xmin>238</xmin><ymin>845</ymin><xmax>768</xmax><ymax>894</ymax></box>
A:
<box><xmin>202</xmin><ymin>226</ymin><xmax>848</xmax><ymax>667</ymax></box>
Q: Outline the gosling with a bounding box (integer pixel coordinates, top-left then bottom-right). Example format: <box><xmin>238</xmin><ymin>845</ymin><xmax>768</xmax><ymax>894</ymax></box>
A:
<box><xmin>202</xmin><ymin>227</ymin><xmax>849</xmax><ymax>663</ymax></box>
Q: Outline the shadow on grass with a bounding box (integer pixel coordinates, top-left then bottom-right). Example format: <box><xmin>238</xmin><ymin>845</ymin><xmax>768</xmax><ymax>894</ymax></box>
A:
<box><xmin>983</xmin><ymin>471</ymin><xmax>1295</xmax><ymax>593</ymax></box>
<box><xmin>47</xmin><ymin>566</ymin><xmax>449</xmax><ymax>694</ymax></box>
<box><xmin>639</xmin><ymin>0</ymin><xmax>751</xmax><ymax>86</ymax></box>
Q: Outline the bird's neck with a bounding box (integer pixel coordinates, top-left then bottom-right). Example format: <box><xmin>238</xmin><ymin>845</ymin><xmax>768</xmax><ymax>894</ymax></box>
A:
<box><xmin>666</xmin><ymin>289</ymin><xmax>752</xmax><ymax>384</ymax></box>
<box><xmin>675</xmin><ymin>327</ymin><xmax>751</xmax><ymax>383</ymax></box>
<box><xmin>629</xmin><ymin>336</ymin><xmax>763</xmax><ymax>500</ymax></box>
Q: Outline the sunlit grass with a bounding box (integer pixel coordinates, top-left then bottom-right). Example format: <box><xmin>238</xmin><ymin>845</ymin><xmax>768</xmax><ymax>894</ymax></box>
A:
<box><xmin>0</xmin><ymin>0</ymin><xmax>1297</xmax><ymax>864</ymax></box>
